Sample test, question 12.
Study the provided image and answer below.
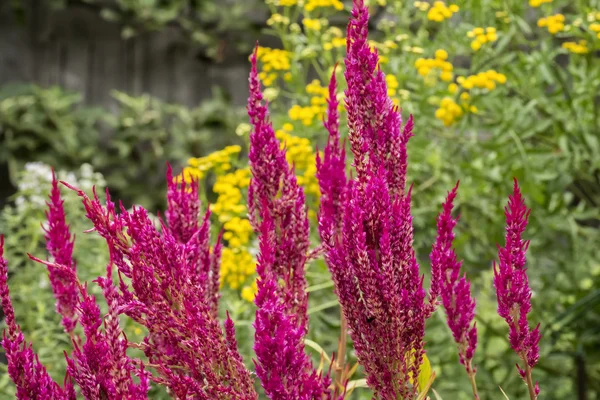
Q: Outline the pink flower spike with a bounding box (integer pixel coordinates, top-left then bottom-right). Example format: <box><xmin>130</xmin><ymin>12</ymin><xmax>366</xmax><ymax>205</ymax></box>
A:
<box><xmin>43</xmin><ymin>169</ymin><xmax>79</xmax><ymax>334</ymax></box>
<box><xmin>494</xmin><ymin>179</ymin><xmax>541</xmax><ymax>399</ymax></box>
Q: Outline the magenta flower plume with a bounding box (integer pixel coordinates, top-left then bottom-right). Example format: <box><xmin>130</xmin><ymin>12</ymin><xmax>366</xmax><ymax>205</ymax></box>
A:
<box><xmin>247</xmin><ymin>45</ymin><xmax>311</xmax><ymax>321</ymax></box>
<box><xmin>43</xmin><ymin>170</ymin><xmax>79</xmax><ymax>334</ymax></box>
<box><xmin>253</xmin><ymin>211</ymin><xmax>331</xmax><ymax>400</ymax></box>
<box><xmin>0</xmin><ymin>236</ymin><xmax>74</xmax><ymax>400</ymax></box>
<box><xmin>316</xmin><ymin>68</ymin><xmax>347</xmax><ymax>245</ymax></box>
<box><xmin>64</xmin><ymin>179</ymin><xmax>256</xmax><ymax>399</ymax></box>
<box><xmin>166</xmin><ymin>163</ymin><xmax>201</xmax><ymax>244</ymax></box>
<box><xmin>319</xmin><ymin>1</ymin><xmax>431</xmax><ymax>397</ymax></box>
<box><xmin>494</xmin><ymin>180</ymin><xmax>541</xmax><ymax>399</ymax></box>
<box><xmin>430</xmin><ymin>184</ymin><xmax>478</xmax><ymax>396</ymax></box>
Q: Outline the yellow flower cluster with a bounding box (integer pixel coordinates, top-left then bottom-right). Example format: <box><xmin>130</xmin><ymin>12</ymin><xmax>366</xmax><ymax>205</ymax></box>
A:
<box><xmin>304</xmin><ymin>0</ymin><xmax>344</xmax><ymax>11</ymax></box>
<box><xmin>212</xmin><ymin>168</ymin><xmax>251</xmax><ymax>222</ymax></box>
<box><xmin>537</xmin><ymin>14</ymin><xmax>565</xmax><ymax>34</ymax></box>
<box><xmin>562</xmin><ymin>40</ymin><xmax>589</xmax><ymax>54</ymax></box>
<box><xmin>386</xmin><ymin>74</ymin><xmax>402</xmax><ymax>106</ymax></box>
<box><xmin>223</xmin><ymin>217</ymin><xmax>253</xmax><ymax>248</ymax></box>
<box><xmin>256</xmin><ymin>47</ymin><xmax>292</xmax><ymax>86</ymax></box>
<box><xmin>467</xmin><ymin>27</ymin><xmax>498</xmax><ymax>51</ymax></box>
<box><xmin>221</xmin><ymin>247</ymin><xmax>256</xmax><ymax>290</ymax></box>
<box><xmin>267</xmin><ymin>13</ymin><xmax>291</xmax><ymax>26</ymax></box>
<box><xmin>288</xmin><ymin>79</ymin><xmax>330</xmax><ymax>126</ymax></box>
<box><xmin>241</xmin><ymin>279</ymin><xmax>259</xmax><ymax>303</ymax></box>
<box><xmin>181</xmin><ymin>145</ymin><xmax>241</xmax><ymax>183</ymax></box>
<box><xmin>303</xmin><ymin>18</ymin><xmax>324</xmax><ymax>31</ymax></box>
<box><xmin>414</xmin><ymin>49</ymin><xmax>454</xmax><ymax>82</ymax></box>
<box><xmin>323</xmin><ymin>37</ymin><xmax>347</xmax><ymax>50</ymax></box>
<box><xmin>435</xmin><ymin>97</ymin><xmax>464</xmax><ymax>126</ymax></box>
<box><xmin>456</xmin><ymin>70</ymin><xmax>507</xmax><ymax>91</ymax></box>
<box><xmin>277</xmin><ymin>0</ymin><xmax>298</xmax><ymax>5</ymax></box>
<box><xmin>426</xmin><ymin>2</ymin><xmax>459</xmax><ymax>22</ymax></box>
<box><xmin>414</xmin><ymin>1</ymin><xmax>430</xmax><ymax>11</ymax></box>
<box><xmin>275</xmin><ymin>124</ymin><xmax>320</xmax><ymax>197</ymax></box>
<box><xmin>529</xmin><ymin>0</ymin><xmax>551</xmax><ymax>7</ymax></box>
<box><xmin>495</xmin><ymin>11</ymin><xmax>511</xmax><ymax>24</ymax></box>
<box><xmin>590</xmin><ymin>22</ymin><xmax>600</xmax><ymax>39</ymax></box>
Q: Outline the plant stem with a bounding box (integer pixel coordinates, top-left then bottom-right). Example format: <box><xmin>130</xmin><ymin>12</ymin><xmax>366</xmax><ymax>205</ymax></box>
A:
<box><xmin>467</xmin><ymin>369</ymin><xmax>480</xmax><ymax>400</ymax></box>
<box><xmin>335</xmin><ymin>310</ymin><xmax>348</xmax><ymax>394</ymax></box>
<box><xmin>525</xmin><ymin>363</ymin><xmax>537</xmax><ymax>400</ymax></box>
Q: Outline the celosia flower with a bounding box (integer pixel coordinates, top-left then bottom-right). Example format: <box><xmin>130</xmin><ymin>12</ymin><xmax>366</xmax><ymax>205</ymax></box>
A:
<box><xmin>248</xmin><ymin>45</ymin><xmax>311</xmax><ymax>321</ymax></box>
<box><xmin>0</xmin><ymin>236</ymin><xmax>74</xmax><ymax>400</ymax></box>
<box><xmin>43</xmin><ymin>170</ymin><xmax>79</xmax><ymax>334</ymax></box>
<box><xmin>253</xmin><ymin>211</ymin><xmax>331</xmax><ymax>399</ymax></box>
<box><xmin>430</xmin><ymin>184</ymin><xmax>479</xmax><ymax>397</ymax></box>
<box><xmin>166</xmin><ymin>164</ymin><xmax>200</xmax><ymax>244</ymax></box>
<box><xmin>316</xmin><ymin>68</ymin><xmax>347</xmax><ymax>245</ymax></box>
<box><xmin>63</xmin><ymin>172</ymin><xmax>256</xmax><ymax>399</ymax></box>
<box><xmin>318</xmin><ymin>1</ymin><xmax>434</xmax><ymax>397</ymax></box>
<box><xmin>248</xmin><ymin>45</ymin><xmax>330</xmax><ymax>397</ymax></box>
<box><xmin>494</xmin><ymin>180</ymin><xmax>541</xmax><ymax>399</ymax></box>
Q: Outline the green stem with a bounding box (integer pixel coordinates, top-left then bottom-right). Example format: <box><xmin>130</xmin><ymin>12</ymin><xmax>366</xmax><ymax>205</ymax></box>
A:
<box><xmin>525</xmin><ymin>363</ymin><xmax>537</xmax><ymax>400</ymax></box>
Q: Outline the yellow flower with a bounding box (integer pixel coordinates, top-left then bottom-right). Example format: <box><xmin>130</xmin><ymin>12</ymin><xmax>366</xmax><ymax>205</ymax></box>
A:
<box><xmin>529</xmin><ymin>0</ymin><xmax>551</xmax><ymax>7</ymax></box>
<box><xmin>426</xmin><ymin>2</ymin><xmax>459</xmax><ymax>22</ymax></box>
<box><xmin>277</xmin><ymin>0</ymin><xmax>298</xmax><ymax>5</ymax></box>
<box><xmin>241</xmin><ymin>280</ymin><xmax>259</xmax><ymax>303</ymax></box>
<box><xmin>435</xmin><ymin>49</ymin><xmax>448</xmax><ymax>60</ymax></box>
<box><xmin>562</xmin><ymin>40</ymin><xmax>589</xmax><ymax>54</ymax></box>
<box><xmin>305</xmin><ymin>0</ymin><xmax>344</xmax><ymax>11</ymax></box>
<box><xmin>435</xmin><ymin>97</ymin><xmax>464</xmax><ymax>126</ymax></box>
<box><xmin>538</xmin><ymin>14</ymin><xmax>565</xmax><ymax>34</ymax></box>
<box><xmin>220</xmin><ymin>247</ymin><xmax>256</xmax><ymax>290</ymax></box>
<box><xmin>448</xmin><ymin>83</ymin><xmax>458</xmax><ymax>93</ymax></box>
<box><xmin>303</xmin><ymin>18</ymin><xmax>322</xmax><ymax>31</ymax></box>
<box><xmin>468</xmin><ymin>27</ymin><xmax>498</xmax><ymax>51</ymax></box>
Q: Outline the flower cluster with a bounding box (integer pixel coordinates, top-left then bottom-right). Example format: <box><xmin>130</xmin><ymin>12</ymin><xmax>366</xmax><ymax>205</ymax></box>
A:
<box><xmin>537</xmin><ymin>14</ymin><xmax>565</xmax><ymax>34</ymax></box>
<box><xmin>413</xmin><ymin>1</ymin><xmax>430</xmax><ymax>12</ymax></box>
<box><xmin>255</xmin><ymin>47</ymin><xmax>292</xmax><ymax>86</ymax></box>
<box><xmin>180</xmin><ymin>145</ymin><xmax>241</xmax><ymax>183</ymax></box>
<box><xmin>494</xmin><ymin>180</ymin><xmax>541</xmax><ymax>399</ymax></box>
<box><xmin>529</xmin><ymin>0</ymin><xmax>551</xmax><ymax>7</ymax></box>
<box><xmin>414</xmin><ymin>50</ymin><xmax>454</xmax><ymax>83</ymax></box>
<box><xmin>467</xmin><ymin>27</ymin><xmax>498</xmax><ymax>51</ymax></box>
<box><xmin>304</xmin><ymin>0</ymin><xmax>344</xmax><ymax>12</ymax></box>
<box><xmin>43</xmin><ymin>171</ymin><xmax>79</xmax><ymax>334</ymax></box>
<box><xmin>430</xmin><ymin>184</ymin><xmax>479</xmax><ymax>397</ymax></box>
<box><xmin>303</xmin><ymin>18</ymin><xmax>325</xmax><ymax>31</ymax></box>
<box><xmin>562</xmin><ymin>40</ymin><xmax>589</xmax><ymax>54</ymax></box>
<box><xmin>435</xmin><ymin>97</ymin><xmax>466</xmax><ymax>126</ymax></box>
<box><xmin>426</xmin><ymin>2</ymin><xmax>459</xmax><ymax>22</ymax></box>
<box><xmin>275</xmin><ymin>125</ymin><xmax>320</xmax><ymax>197</ymax></box>
<box><xmin>248</xmin><ymin>45</ymin><xmax>330</xmax><ymax>398</ymax></box>
<box><xmin>318</xmin><ymin>1</ymin><xmax>435</xmax><ymax>397</ymax></box>
<box><xmin>289</xmin><ymin>79</ymin><xmax>332</xmax><ymax>126</ymax></box>
<box><xmin>457</xmin><ymin>70</ymin><xmax>507</xmax><ymax>91</ymax></box>
<box><xmin>590</xmin><ymin>22</ymin><xmax>600</xmax><ymax>39</ymax></box>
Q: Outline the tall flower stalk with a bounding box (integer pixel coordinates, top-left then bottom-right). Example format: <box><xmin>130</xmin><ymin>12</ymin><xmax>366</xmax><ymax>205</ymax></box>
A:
<box><xmin>43</xmin><ymin>170</ymin><xmax>79</xmax><ymax>335</ymax></box>
<box><xmin>248</xmin><ymin>45</ymin><xmax>331</xmax><ymax>399</ymax></box>
<box><xmin>318</xmin><ymin>0</ymin><xmax>435</xmax><ymax>397</ymax></box>
<box><xmin>0</xmin><ymin>236</ymin><xmax>74</xmax><ymax>400</ymax></box>
<box><xmin>430</xmin><ymin>184</ymin><xmax>479</xmax><ymax>399</ymax></box>
<box><xmin>494</xmin><ymin>180</ymin><xmax>541</xmax><ymax>400</ymax></box>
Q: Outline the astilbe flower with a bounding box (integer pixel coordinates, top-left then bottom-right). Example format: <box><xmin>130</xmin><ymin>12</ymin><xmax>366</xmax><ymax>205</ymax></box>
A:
<box><xmin>494</xmin><ymin>180</ymin><xmax>541</xmax><ymax>399</ymax></box>
<box><xmin>318</xmin><ymin>1</ymin><xmax>435</xmax><ymax>398</ymax></box>
<box><xmin>62</xmin><ymin>170</ymin><xmax>255</xmax><ymax>399</ymax></box>
<box><xmin>0</xmin><ymin>236</ymin><xmax>75</xmax><ymax>400</ymax></box>
<box><xmin>43</xmin><ymin>170</ymin><xmax>79</xmax><ymax>334</ymax></box>
<box><xmin>430</xmin><ymin>184</ymin><xmax>479</xmax><ymax>398</ymax></box>
<box><xmin>247</xmin><ymin>47</ymin><xmax>331</xmax><ymax>398</ymax></box>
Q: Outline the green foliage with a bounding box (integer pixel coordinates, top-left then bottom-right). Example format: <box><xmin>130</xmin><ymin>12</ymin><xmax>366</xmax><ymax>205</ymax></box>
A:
<box><xmin>0</xmin><ymin>84</ymin><xmax>244</xmax><ymax>210</ymax></box>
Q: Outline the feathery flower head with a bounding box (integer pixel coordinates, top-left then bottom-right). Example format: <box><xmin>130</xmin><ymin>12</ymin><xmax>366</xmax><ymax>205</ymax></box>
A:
<box><xmin>318</xmin><ymin>1</ymin><xmax>431</xmax><ymax>397</ymax></box>
<box><xmin>0</xmin><ymin>236</ymin><xmax>72</xmax><ymax>400</ymax></box>
<box><xmin>43</xmin><ymin>170</ymin><xmax>79</xmax><ymax>334</ymax></box>
<box><xmin>494</xmin><ymin>179</ymin><xmax>541</xmax><ymax>398</ymax></box>
<box><xmin>430</xmin><ymin>184</ymin><xmax>478</xmax><ymax>377</ymax></box>
<box><xmin>166</xmin><ymin>163</ymin><xmax>201</xmax><ymax>244</ymax></box>
<box><xmin>248</xmin><ymin>45</ymin><xmax>311</xmax><ymax>321</ymax></box>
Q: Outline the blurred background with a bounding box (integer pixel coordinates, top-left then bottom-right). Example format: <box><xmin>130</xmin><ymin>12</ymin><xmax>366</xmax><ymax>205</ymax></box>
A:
<box><xmin>1</xmin><ymin>0</ymin><xmax>599</xmax><ymax>399</ymax></box>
